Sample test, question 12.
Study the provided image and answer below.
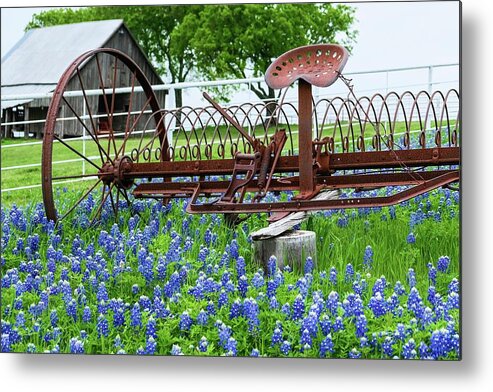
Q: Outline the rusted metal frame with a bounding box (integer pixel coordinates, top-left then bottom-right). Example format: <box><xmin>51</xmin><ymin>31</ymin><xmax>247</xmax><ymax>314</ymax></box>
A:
<box><xmin>53</xmin><ymin>135</ymin><xmax>102</xmax><ymax>171</ymax></box>
<box><xmin>115</xmin><ymin>94</ymin><xmax>154</xmax><ymax>159</ymax></box>
<box><xmin>203</xmin><ymin>92</ymin><xmax>256</xmax><ymax>146</ymax></box>
<box><xmin>132</xmin><ymin>169</ymin><xmax>457</xmax><ymax>199</ymax></box>
<box><xmin>95</xmin><ymin>53</ymin><xmax>118</xmax><ymax>158</ymax></box>
<box><xmin>76</xmin><ymin>68</ymin><xmax>114</xmax><ymax>165</ymax></box>
<box><xmin>42</xmin><ymin>48</ymin><xmax>166</xmax><ymax>223</ymax></box>
<box><xmin>89</xmin><ymin>183</ymin><xmax>115</xmax><ymax>227</ymax></box>
<box><xmin>122</xmin><ymin>147</ymin><xmax>459</xmax><ymax>179</ymax></box>
<box><xmin>298</xmin><ymin>79</ymin><xmax>315</xmax><ymax>196</ymax></box>
<box><xmin>186</xmin><ymin>171</ymin><xmax>459</xmax><ymax>214</ymax></box>
<box><xmin>116</xmin><ymin>70</ymin><xmax>137</xmax><ymax>158</ymax></box>
<box><xmin>61</xmin><ymin>96</ymin><xmax>110</xmax><ymax>163</ymax></box>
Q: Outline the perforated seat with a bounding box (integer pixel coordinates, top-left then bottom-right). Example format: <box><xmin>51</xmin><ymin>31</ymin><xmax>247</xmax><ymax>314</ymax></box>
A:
<box><xmin>265</xmin><ymin>44</ymin><xmax>349</xmax><ymax>89</ymax></box>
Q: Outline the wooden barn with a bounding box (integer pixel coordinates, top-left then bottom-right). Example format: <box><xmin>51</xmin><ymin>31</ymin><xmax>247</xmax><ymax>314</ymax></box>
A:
<box><xmin>1</xmin><ymin>19</ymin><xmax>166</xmax><ymax>139</ymax></box>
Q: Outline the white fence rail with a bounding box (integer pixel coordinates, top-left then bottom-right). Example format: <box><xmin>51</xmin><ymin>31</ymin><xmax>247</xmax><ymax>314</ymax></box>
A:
<box><xmin>1</xmin><ymin>63</ymin><xmax>459</xmax><ymax>194</ymax></box>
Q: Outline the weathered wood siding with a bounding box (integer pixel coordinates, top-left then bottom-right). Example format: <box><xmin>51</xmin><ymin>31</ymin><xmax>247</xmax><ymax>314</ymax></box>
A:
<box><xmin>27</xmin><ymin>24</ymin><xmax>167</xmax><ymax>138</ymax></box>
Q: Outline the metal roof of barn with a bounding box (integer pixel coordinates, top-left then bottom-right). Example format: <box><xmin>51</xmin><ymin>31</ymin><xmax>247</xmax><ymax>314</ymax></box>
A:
<box><xmin>1</xmin><ymin>19</ymin><xmax>124</xmax><ymax>109</ymax></box>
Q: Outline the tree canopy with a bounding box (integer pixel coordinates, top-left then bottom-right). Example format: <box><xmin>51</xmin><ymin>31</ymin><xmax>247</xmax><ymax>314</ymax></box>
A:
<box><xmin>26</xmin><ymin>4</ymin><xmax>356</xmax><ymax>103</ymax></box>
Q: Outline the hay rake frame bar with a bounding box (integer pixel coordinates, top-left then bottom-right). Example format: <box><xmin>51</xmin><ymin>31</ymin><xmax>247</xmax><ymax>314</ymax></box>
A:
<box><xmin>40</xmin><ymin>44</ymin><xmax>460</xmax><ymax>224</ymax></box>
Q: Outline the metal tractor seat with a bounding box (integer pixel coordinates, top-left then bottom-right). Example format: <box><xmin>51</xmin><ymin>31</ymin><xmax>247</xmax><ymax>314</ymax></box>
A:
<box><xmin>265</xmin><ymin>44</ymin><xmax>349</xmax><ymax>89</ymax></box>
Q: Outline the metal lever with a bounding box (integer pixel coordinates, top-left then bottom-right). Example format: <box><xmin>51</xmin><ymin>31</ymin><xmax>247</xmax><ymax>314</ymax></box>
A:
<box><xmin>202</xmin><ymin>92</ymin><xmax>256</xmax><ymax>146</ymax></box>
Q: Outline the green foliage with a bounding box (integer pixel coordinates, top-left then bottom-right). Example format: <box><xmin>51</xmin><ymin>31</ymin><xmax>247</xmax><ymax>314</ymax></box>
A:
<box><xmin>26</xmin><ymin>3</ymin><xmax>357</xmax><ymax>102</ymax></box>
<box><xmin>191</xmin><ymin>3</ymin><xmax>357</xmax><ymax>100</ymax></box>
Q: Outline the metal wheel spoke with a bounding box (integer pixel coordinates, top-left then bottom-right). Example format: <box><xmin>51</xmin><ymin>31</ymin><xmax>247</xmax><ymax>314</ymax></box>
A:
<box><xmin>116</xmin><ymin>94</ymin><xmax>153</xmax><ymax>158</ymax></box>
<box><xmin>54</xmin><ymin>135</ymin><xmax>102</xmax><ymax>171</ymax></box>
<box><xmin>58</xmin><ymin>179</ymin><xmax>102</xmax><ymax>222</ymax></box>
<box><xmin>61</xmin><ymin>96</ymin><xmax>111</xmax><ymax>165</ymax></box>
<box><xmin>76</xmin><ymin>68</ymin><xmax>114</xmax><ymax>165</ymax></box>
<box><xmin>89</xmin><ymin>183</ymin><xmax>114</xmax><ymax>227</ymax></box>
<box><xmin>95</xmin><ymin>54</ymin><xmax>118</xmax><ymax>159</ymax></box>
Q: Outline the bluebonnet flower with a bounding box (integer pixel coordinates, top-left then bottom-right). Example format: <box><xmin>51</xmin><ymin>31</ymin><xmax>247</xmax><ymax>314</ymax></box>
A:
<box><xmin>418</xmin><ymin>341</ymin><xmax>431</xmax><ymax>359</ymax></box>
<box><xmin>345</xmin><ymin>263</ymin><xmax>354</xmax><ymax>283</ymax></box>
<box><xmin>206</xmin><ymin>300</ymin><xmax>216</xmax><ymax>316</ymax></box>
<box><xmin>113</xmin><ymin>307</ymin><xmax>125</xmax><ymax>328</ymax></box>
<box><xmin>271</xmin><ymin>327</ymin><xmax>283</xmax><ymax>346</ymax></box>
<box><xmin>407</xmin><ymin>232</ymin><xmax>416</xmax><ymax>244</ymax></box>
<box><xmin>69</xmin><ymin>337</ymin><xmax>84</xmax><ymax>354</ymax></box>
<box><xmin>218</xmin><ymin>290</ymin><xmax>229</xmax><ymax>309</ymax></box>
<box><xmin>179</xmin><ymin>311</ymin><xmax>193</xmax><ymax>331</ymax></box>
<box><xmin>402</xmin><ymin>338</ymin><xmax>417</xmax><ymax>359</ymax></box>
<box><xmin>238</xmin><ymin>275</ymin><xmax>248</xmax><ymax>298</ymax></box>
<box><xmin>15</xmin><ymin>311</ymin><xmax>25</xmax><ymax>328</ymax></box>
<box><xmin>319</xmin><ymin>314</ymin><xmax>332</xmax><ymax>336</ymax></box>
<box><xmin>292</xmin><ymin>294</ymin><xmax>305</xmax><ymax>321</ymax></box>
<box><xmin>348</xmin><ymin>348</ymin><xmax>361</xmax><ymax>359</ymax></box>
<box><xmin>300</xmin><ymin>328</ymin><xmax>312</xmax><ymax>348</ymax></box>
<box><xmin>198</xmin><ymin>336</ymin><xmax>208</xmax><ymax>353</ymax></box>
<box><xmin>304</xmin><ymin>257</ymin><xmax>314</xmax><ymax>274</ymax></box>
<box><xmin>368</xmin><ymin>292</ymin><xmax>386</xmax><ymax>318</ymax></box>
<box><xmin>448</xmin><ymin>278</ymin><xmax>459</xmax><ymax>295</ymax></box>
<box><xmin>217</xmin><ymin>322</ymin><xmax>232</xmax><ymax>349</ymax></box>
<box><xmin>146</xmin><ymin>316</ymin><xmax>157</xmax><ymax>339</ymax></box>
<box><xmin>267</xmin><ymin>255</ymin><xmax>277</xmax><ymax>276</ymax></box>
<box><xmin>372</xmin><ymin>278</ymin><xmax>386</xmax><ymax>296</ymax></box>
<box><xmin>171</xmin><ymin>344</ymin><xmax>183</xmax><ymax>356</ymax></box>
<box><xmin>279</xmin><ymin>340</ymin><xmax>291</xmax><ymax>355</ymax></box>
<box><xmin>96</xmin><ymin>314</ymin><xmax>109</xmax><ymax>337</ymax></box>
<box><xmin>394</xmin><ymin>281</ymin><xmax>406</xmax><ymax>296</ymax></box>
<box><xmin>427</xmin><ymin>263</ymin><xmax>437</xmax><ymax>285</ymax></box>
<box><xmin>251</xmin><ymin>272</ymin><xmax>264</xmax><ymax>289</ymax></box>
<box><xmin>281</xmin><ymin>302</ymin><xmax>291</xmax><ymax>318</ymax></box>
<box><xmin>382</xmin><ymin>337</ymin><xmax>394</xmax><ymax>357</ymax></box>
<box><xmin>130</xmin><ymin>303</ymin><xmax>142</xmax><ymax>328</ymax></box>
<box><xmin>407</xmin><ymin>268</ymin><xmax>416</xmax><ymax>288</ymax></box>
<box><xmin>332</xmin><ymin>316</ymin><xmax>344</xmax><ymax>332</ymax></box>
<box><xmin>145</xmin><ymin>337</ymin><xmax>157</xmax><ymax>355</ymax></box>
<box><xmin>235</xmin><ymin>255</ymin><xmax>246</xmax><ymax>277</ymax></box>
<box><xmin>225</xmin><ymin>337</ymin><xmax>238</xmax><ymax>356</ymax></box>
<box><xmin>326</xmin><ymin>291</ymin><xmax>339</xmax><ymax>315</ymax></box>
<box><xmin>320</xmin><ymin>334</ymin><xmax>334</xmax><ymax>357</ymax></box>
<box><xmin>394</xmin><ymin>323</ymin><xmax>407</xmax><ymax>341</ymax></box>
<box><xmin>326</xmin><ymin>267</ymin><xmax>336</xmax><ymax>286</ymax></box>
<box><xmin>355</xmin><ymin>314</ymin><xmax>368</xmax><ymax>338</ymax></box>
<box><xmin>2</xmin><ymin>334</ymin><xmax>11</xmax><ymax>353</ymax></box>
<box><xmin>250</xmin><ymin>348</ymin><xmax>260</xmax><ymax>357</ymax></box>
<box><xmin>229</xmin><ymin>299</ymin><xmax>242</xmax><ymax>319</ymax></box>
<box><xmin>230</xmin><ymin>240</ymin><xmax>239</xmax><ymax>261</ymax></box>
<box><xmin>437</xmin><ymin>256</ymin><xmax>450</xmax><ymax>273</ymax></box>
<box><xmin>363</xmin><ymin>246</ymin><xmax>373</xmax><ymax>270</ymax></box>
<box><xmin>66</xmin><ymin>299</ymin><xmax>77</xmax><ymax>321</ymax></box>
<box><xmin>196</xmin><ymin>309</ymin><xmax>208</xmax><ymax>326</ymax></box>
<box><xmin>82</xmin><ymin>306</ymin><xmax>92</xmax><ymax>323</ymax></box>
<box><xmin>26</xmin><ymin>343</ymin><xmax>36</xmax><ymax>353</ymax></box>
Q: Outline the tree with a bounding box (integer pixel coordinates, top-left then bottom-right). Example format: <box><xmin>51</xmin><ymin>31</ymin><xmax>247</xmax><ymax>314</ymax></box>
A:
<box><xmin>191</xmin><ymin>3</ymin><xmax>357</xmax><ymax>102</ymax></box>
<box><xmin>26</xmin><ymin>4</ymin><xmax>356</xmax><ymax>106</ymax></box>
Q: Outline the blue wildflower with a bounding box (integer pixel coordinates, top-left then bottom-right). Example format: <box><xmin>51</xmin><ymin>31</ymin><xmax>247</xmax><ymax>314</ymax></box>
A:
<box><xmin>198</xmin><ymin>336</ymin><xmax>208</xmax><ymax>353</ymax></box>
<box><xmin>437</xmin><ymin>256</ymin><xmax>450</xmax><ymax>273</ymax></box>
<box><xmin>363</xmin><ymin>246</ymin><xmax>373</xmax><ymax>270</ymax></box>
<box><xmin>345</xmin><ymin>263</ymin><xmax>354</xmax><ymax>283</ymax></box>
<box><xmin>179</xmin><ymin>311</ymin><xmax>193</xmax><ymax>331</ymax></box>
<box><xmin>96</xmin><ymin>314</ymin><xmax>109</xmax><ymax>337</ymax></box>
<box><xmin>320</xmin><ymin>334</ymin><xmax>334</xmax><ymax>357</ymax></box>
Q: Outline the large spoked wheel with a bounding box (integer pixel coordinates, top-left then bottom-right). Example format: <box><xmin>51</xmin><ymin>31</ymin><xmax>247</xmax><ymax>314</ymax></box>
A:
<box><xmin>42</xmin><ymin>48</ymin><xmax>167</xmax><ymax>224</ymax></box>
